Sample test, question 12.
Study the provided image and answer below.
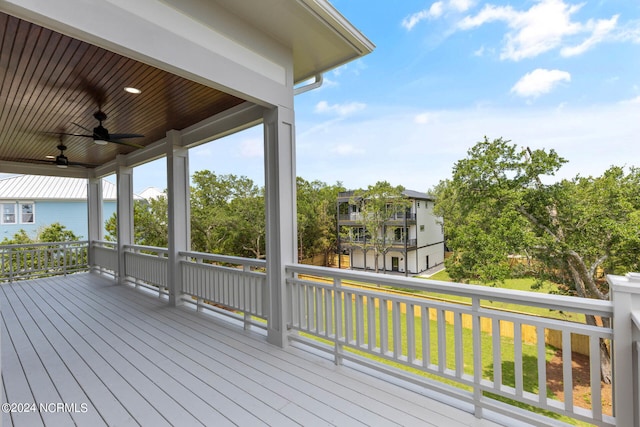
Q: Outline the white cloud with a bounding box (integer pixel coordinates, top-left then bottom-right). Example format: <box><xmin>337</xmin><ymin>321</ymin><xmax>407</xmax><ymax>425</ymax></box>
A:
<box><xmin>511</xmin><ymin>69</ymin><xmax>571</xmax><ymax>98</ymax></box>
<box><xmin>402</xmin><ymin>0</ymin><xmax>473</xmax><ymax>30</ymax></box>
<box><xmin>314</xmin><ymin>101</ymin><xmax>366</xmax><ymax>116</ymax></box>
<box><xmin>457</xmin><ymin>0</ymin><xmax>618</xmax><ymax>60</ymax></box>
<box><xmin>561</xmin><ymin>15</ymin><xmax>619</xmax><ymax>56</ymax></box>
<box><xmin>402</xmin><ymin>4</ymin><xmax>442</xmax><ymax>31</ymax></box>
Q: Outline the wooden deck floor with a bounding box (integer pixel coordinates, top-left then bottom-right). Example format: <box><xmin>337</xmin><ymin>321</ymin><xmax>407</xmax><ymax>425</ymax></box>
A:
<box><xmin>1</xmin><ymin>273</ymin><xmax>504</xmax><ymax>426</ymax></box>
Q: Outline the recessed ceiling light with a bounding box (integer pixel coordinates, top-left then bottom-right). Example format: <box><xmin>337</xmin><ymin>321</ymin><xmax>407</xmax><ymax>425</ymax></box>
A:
<box><xmin>45</xmin><ymin>155</ymin><xmax>55</xmax><ymax>159</ymax></box>
<box><xmin>124</xmin><ymin>87</ymin><xmax>141</xmax><ymax>94</ymax></box>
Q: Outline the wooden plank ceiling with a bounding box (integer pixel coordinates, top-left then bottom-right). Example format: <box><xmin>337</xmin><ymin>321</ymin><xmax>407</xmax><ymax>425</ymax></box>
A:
<box><xmin>0</xmin><ymin>12</ymin><xmax>245</xmax><ymax>169</ymax></box>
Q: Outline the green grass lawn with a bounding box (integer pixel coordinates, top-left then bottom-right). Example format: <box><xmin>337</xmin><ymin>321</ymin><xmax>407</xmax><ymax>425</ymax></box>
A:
<box><xmin>415</xmin><ymin>270</ymin><xmax>585</xmax><ymax>323</ymax></box>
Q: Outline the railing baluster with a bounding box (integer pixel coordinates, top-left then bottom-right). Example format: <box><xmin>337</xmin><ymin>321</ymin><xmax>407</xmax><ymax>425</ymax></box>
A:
<box><xmin>472</xmin><ymin>298</ymin><xmax>482</xmax><ymax>418</ymax></box>
<box><xmin>514</xmin><ymin>321</ymin><xmax>523</xmax><ymax>398</ymax></box>
<box><xmin>537</xmin><ymin>326</ymin><xmax>548</xmax><ymax>407</ymax></box>
<box><xmin>562</xmin><ymin>330</ymin><xmax>574</xmax><ymax>413</ymax></box>
<box><xmin>454</xmin><ymin>310</ymin><xmax>463</xmax><ymax>378</ymax></box>
<box><xmin>437</xmin><ymin>309</ymin><xmax>446</xmax><ymax>373</ymax></box>
<box><xmin>493</xmin><ymin>318</ymin><xmax>502</xmax><ymax>390</ymax></box>
<box><xmin>590</xmin><ymin>335</ymin><xmax>602</xmax><ymax>421</ymax></box>
<box><xmin>422</xmin><ymin>306</ymin><xmax>431</xmax><ymax>368</ymax></box>
<box><xmin>368</xmin><ymin>296</ymin><xmax>376</xmax><ymax>351</ymax></box>
<box><xmin>407</xmin><ymin>303</ymin><xmax>416</xmax><ymax>364</ymax></box>
<box><xmin>393</xmin><ymin>301</ymin><xmax>401</xmax><ymax>359</ymax></box>
<box><xmin>380</xmin><ymin>298</ymin><xmax>389</xmax><ymax>356</ymax></box>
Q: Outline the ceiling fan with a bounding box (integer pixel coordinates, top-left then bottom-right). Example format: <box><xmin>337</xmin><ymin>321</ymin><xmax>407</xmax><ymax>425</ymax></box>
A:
<box><xmin>21</xmin><ymin>141</ymin><xmax>96</xmax><ymax>169</ymax></box>
<box><xmin>55</xmin><ymin>110</ymin><xmax>144</xmax><ymax>149</ymax></box>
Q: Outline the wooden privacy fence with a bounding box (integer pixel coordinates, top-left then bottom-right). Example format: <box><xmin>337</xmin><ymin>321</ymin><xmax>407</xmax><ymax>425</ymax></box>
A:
<box><xmin>299</xmin><ymin>274</ymin><xmax>594</xmax><ymax>356</ymax></box>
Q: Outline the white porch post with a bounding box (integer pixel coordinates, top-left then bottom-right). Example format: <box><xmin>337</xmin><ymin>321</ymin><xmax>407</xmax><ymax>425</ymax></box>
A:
<box><xmin>166</xmin><ymin>130</ymin><xmax>190</xmax><ymax>306</ymax></box>
<box><xmin>609</xmin><ymin>273</ymin><xmax>640</xmax><ymax>427</ymax></box>
<box><xmin>87</xmin><ymin>176</ymin><xmax>103</xmax><ymax>270</ymax></box>
<box><xmin>264</xmin><ymin>105</ymin><xmax>297</xmax><ymax>347</ymax></box>
<box><xmin>116</xmin><ymin>165</ymin><xmax>134</xmax><ymax>284</ymax></box>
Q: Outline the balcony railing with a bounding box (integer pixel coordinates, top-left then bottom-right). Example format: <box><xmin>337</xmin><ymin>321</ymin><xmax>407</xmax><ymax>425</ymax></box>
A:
<box><xmin>341</xmin><ymin>237</ymin><xmax>417</xmax><ymax>248</ymax></box>
<box><xmin>89</xmin><ymin>242</ymin><xmax>268</xmax><ymax>329</ymax></box>
<box><xmin>285</xmin><ymin>264</ymin><xmax>621</xmax><ymax>426</ymax></box>
<box><xmin>6</xmin><ymin>240</ymin><xmax>640</xmax><ymax>426</ymax></box>
<box><xmin>338</xmin><ymin>212</ymin><xmax>417</xmax><ymax>222</ymax></box>
<box><xmin>0</xmin><ymin>240</ymin><xmax>88</xmax><ymax>281</ymax></box>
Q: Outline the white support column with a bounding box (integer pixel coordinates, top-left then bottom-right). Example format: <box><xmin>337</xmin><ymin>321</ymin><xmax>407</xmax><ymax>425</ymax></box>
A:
<box><xmin>608</xmin><ymin>272</ymin><xmax>640</xmax><ymax>427</ymax></box>
<box><xmin>264</xmin><ymin>105</ymin><xmax>297</xmax><ymax>347</ymax></box>
<box><xmin>87</xmin><ymin>176</ymin><xmax>103</xmax><ymax>270</ymax></box>
<box><xmin>116</xmin><ymin>165</ymin><xmax>134</xmax><ymax>284</ymax></box>
<box><xmin>166</xmin><ymin>130</ymin><xmax>190</xmax><ymax>306</ymax></box>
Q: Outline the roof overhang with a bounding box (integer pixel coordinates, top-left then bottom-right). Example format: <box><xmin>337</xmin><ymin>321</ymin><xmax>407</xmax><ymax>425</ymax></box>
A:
<box><xmin>0</xmin><ymin>0</ymin><xmax>373</xmax><ymax>177</ymax></box>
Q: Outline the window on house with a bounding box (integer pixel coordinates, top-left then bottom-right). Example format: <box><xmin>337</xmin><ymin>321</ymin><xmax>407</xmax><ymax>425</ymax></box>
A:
<box><xmin>420</xmin><ymin>225</ymin><xmax>425</xmax><ymax>232</ymax></box>
<box><xmin>2</xmin><ymin>203</ymin><xmax>16</xmax><ymax>224</ymax></box>
<box><xmin>417</xmin><ymin>202</ymin><xmax>420</xmax><ymax>208</ymax></box>
<box><xmin>20</xmin><ymin>203</ymin><xmax>34</xmax><ymax>224</ymax></box>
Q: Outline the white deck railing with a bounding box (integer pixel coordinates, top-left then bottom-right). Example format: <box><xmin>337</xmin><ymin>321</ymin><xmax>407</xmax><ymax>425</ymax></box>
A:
<box><xmin>0</xmin><ymin>241</ymin><xmax>89</xmax><ymax>281</ymax></box>
<box><xmin>180</xmin><ymin>251</ymin><xmax>268</xmax><ymax>328</ymax></box>
<box><xmin>81</xmin><ymin>241</ymin><xmax>640</xmax><ymax>426</ymax></box>
<box><xmin>91</xmin><ymin>240</ymin><xmax>118</xmax><ymax>274</ymax></box>
<box><xmin>285</xmin><ymin>264</ymin><xmax>616</xmax><ymax>427</ymax></box>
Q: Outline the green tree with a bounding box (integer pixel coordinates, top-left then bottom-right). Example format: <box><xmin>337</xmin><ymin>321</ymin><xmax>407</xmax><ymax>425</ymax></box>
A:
<box><xmin>348</xmin><ymin>181</ymin><xmax>410</xmax><ymax>273</ymax></box>
<box><xmin>190</xmin><ymin>171</ymin><xmax>265</xmax><ymax>257</ymax></box>
<box><xmin>38</xmin><ymin>222</ymin><xmax>81</xmax><ymax>242</ymax></box>
<box><xmin>434</xmin><ymin>137</ymin><xmax>640</xmax><ymax>383</ymax></box>
<box><xmin>1</xmin><ymin>229</ymin><xmax>33</xmax><ymax>245</ymax></box>
<box><xmin>105</xmin><ymin>196</ymin><xmax>169</xmax><ymax>247</ymax></box>
<box><xmin>297</xmin><ymin>178</ymin><xmax>345</xmax><ymax>263</ymax></box>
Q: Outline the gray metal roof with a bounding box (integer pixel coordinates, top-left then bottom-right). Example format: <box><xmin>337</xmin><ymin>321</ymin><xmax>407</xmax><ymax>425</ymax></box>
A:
<box><xmin>338</xmin><ymin>189</ymin><xmax>435</xmax><ymax>201</ymax></box>
<box><xmin>402</xmin><ymin>190</ymin><xmax>435</xmax><ymax>201</ymax></box>
<box><xmin>0</xmin><ymin>175</ymin><xmax>117</xmax><ymax>200</ymax></box>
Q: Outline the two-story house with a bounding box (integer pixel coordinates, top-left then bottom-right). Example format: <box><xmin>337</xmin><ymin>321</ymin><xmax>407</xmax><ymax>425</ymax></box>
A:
<box><xmin>337</xmin><ymin>189</ymin><xmax>444</xmax><ymax>276</ymax></box>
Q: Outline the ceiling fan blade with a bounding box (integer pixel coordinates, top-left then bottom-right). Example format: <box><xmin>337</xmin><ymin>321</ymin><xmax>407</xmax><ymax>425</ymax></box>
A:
<box><xmin>106</xmin><ymin>138</ymin><xmax>144</xmax><ymax>149</ymax></box>
<box><xmin>67</xmin><ymin>161</ymin><xmax>98</xmax><ymax>168</ymax></box>
<box><xmin>72</xmin><ymin>122</ymin><xmax>95</xmax><ymax>134</ymax></box>
<box><xmin>15</xmin><ymin>158</ymin><xmax>51</xmax><ymax>164</ymax></box>
<box><xmin>109</xmin><ymin>133</ymin><xmax>144</xmax><ymax>139</ymax></box>
<box><xmin>43</xmin><ymin>131</ymin><xmax>93</xmax><ymax>138</ymax></box>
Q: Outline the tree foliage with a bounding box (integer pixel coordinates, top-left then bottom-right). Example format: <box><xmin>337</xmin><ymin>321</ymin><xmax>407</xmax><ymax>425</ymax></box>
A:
<box><xmin>434</xmin><ymin>137</ymin><xmax>640</xmax><ymax>383</ymax></box>
<box><xmin>2</xmin><ymin>223</ymin><xmax>80</xmax><ymax>244</ymax></box>
<box><xmin>297</xmin><ymin>178</ymin><xmax>345</xmax><ymax>263</ymax></box>
<box><xmin>190</xmin><ymin>171</ymin><xmax>265</xmax><ymax>258</ymax></box>
<box><xmin>105</xmin><ymin>196</ymin><xmax>169</xmax><ymax>247</ymax></box>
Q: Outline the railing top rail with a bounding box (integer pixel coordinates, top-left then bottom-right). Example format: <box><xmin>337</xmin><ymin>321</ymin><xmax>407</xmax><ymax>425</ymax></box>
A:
<box><xmin>92</xmin><ymin>240</ymin><xmax>116</xmax><ymax>246</ymax></box>
<box><xmin>287</xmin><ymin>263</ymin><xmax>613</xmax><ymax>317</ymax></box>
<box><xmin>0</xmin><ymin>240</ymin><xmax>89</xmax><ymax>250</ymax></box>
<box><xmin>124</xmin><ymin>244</ymin><xmax>169</xmax><ymax>255</ymax></box>
<box><xmin>180</xmin><ymin>251</ymin><xmax>267</xmax><ymax>268</ymax></box>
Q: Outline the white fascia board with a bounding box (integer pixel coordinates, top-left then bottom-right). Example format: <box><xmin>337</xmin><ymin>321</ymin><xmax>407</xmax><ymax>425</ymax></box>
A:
<box><xmin>1</xmin><ymin>0</ymin><xmax>294</xmax><ymax>108</ymax></box>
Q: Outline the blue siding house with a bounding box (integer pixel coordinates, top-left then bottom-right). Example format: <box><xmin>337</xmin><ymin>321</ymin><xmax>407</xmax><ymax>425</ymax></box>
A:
<box><xmin>0</xmin><ymin>175</ymin><xmax>117</xmax><ymax>240</ymax></box>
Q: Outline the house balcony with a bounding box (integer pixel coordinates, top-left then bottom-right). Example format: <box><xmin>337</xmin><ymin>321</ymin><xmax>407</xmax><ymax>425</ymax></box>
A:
<box><xmin>337</xmin><ymin>212</ymin><xmax>417</xmax><ymax>225</ymax></box>
<box><xmin>2</xmin><ymin>241</ymin><xmax>639</xmax><ymax>427</ymax></box>
<box><xmin>340</xmin><ymin>237</ymin><xmax>418</xmax><ymax>250</ymax></box>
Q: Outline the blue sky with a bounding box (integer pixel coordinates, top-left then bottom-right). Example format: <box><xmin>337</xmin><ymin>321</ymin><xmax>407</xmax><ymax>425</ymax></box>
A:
<box><xmin>132</xmin><ymin>0</ymin><xmax>640</xmax><ymax>194</ymax></box>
